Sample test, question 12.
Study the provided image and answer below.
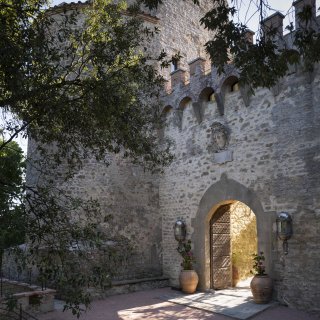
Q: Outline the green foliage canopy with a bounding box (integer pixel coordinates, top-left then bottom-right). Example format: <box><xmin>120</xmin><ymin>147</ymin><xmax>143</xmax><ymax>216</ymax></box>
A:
<box><xmin>0</xmin><ymin>0</ymin><xmax>173</xmax><ymax>170</ymax></box>
<box><xmin>0</xmin><ymin>140</ymin><xmax>25</xmax><ymax>253</ymax></box>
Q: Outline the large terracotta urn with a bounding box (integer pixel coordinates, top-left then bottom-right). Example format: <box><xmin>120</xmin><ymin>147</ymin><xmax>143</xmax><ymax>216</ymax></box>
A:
<box><xmin>179</xmin><ymin>270</ymin><xmax>199</xmax><ymax>294</ymax></box>
<box><xmin>250</xmin><ymin>275</ymin><xmax>273</xmax><ymax>304</ymax></box>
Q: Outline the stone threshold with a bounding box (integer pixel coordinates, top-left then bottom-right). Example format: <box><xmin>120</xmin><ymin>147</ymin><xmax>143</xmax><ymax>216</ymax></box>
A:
<box><xmin>160</xmin><ymin>287</ymin><xmax>278</xmax><ymax>320</ymax></box>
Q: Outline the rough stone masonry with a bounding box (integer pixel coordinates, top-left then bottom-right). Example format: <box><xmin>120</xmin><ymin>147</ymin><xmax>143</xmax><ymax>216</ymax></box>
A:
<box><xmin>23</xmin><ymin>0</ymin><xmax>320</xmax><ymax>315</ymax></box>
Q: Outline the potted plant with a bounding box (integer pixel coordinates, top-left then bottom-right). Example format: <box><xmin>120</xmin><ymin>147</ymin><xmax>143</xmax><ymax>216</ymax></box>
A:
<box><xmin>177</xmin><ymin>240</ymin><xmax>198</xmax><ymax>294</ymax></box>
<box><xmin>250</xmin><ymin>252</ymin><xmax>273</xmax><ymax>304</ymax></box>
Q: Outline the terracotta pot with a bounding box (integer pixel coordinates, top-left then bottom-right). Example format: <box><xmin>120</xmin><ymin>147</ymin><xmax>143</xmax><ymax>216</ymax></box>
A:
<box><xmin>179</xmin><ymin>270</ymin><xmax>199</xmax><ymax>294</ymax></box>
<box><xmin>250</xmin><ymin>275</ymin><xmax>273</xmax><ymax>304</ymax></box>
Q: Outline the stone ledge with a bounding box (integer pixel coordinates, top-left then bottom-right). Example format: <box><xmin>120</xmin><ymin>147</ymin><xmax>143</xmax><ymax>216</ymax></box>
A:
<box><xmin>92</xmin><ymin>276</ymin><xmax>170</xmax><ymax>299</ymax></box>
<box><xmin>13</xmin><ymin>289</ymin><xmax>56</xmax><ymax>299</ymax></box>
<box><xmin>0</xmin><ymin>279</ymin><xmax>56</xmax><ymax>313</ymax></box>
<box><xmin>112</xmin><ymin>276</ymin><xmax>169</xmax><ymax>286</ymax></box>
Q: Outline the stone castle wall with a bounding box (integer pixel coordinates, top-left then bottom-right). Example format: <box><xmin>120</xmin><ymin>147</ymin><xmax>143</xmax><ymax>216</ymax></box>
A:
<box><xmin>60</xmin><ymin>155</ymin><xmax>163</xmax><ymax>280</ymax></box>
<box><xmin>24</xmin><ymin>0</ymin><xmax>320</xmax><ymax>313</ymax></box>
<box><xmin>153</xmin><ymin>0</ymin><xmax>214</xmax><ymax>79</ymax></box>
<box><xmin>157</xmin><ymin>2</ymin><xmax>320</xmax><ymax>312</ymax></box>
<box><xmin>39</xmin><ymin>0</ymin><xmax>214</xmax><ymax>281</ymax></box>
<box><xmin>159</xmin><ymin>55</ymin><xmax>320</xmax><ymax>313</ymax></box>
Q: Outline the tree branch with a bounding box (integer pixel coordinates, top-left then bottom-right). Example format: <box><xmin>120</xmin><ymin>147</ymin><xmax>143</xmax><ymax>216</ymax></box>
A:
<box><xmin>0</xmin><ymin>120</ymin><xmax>30</xmax><ymax>152</ymax></box>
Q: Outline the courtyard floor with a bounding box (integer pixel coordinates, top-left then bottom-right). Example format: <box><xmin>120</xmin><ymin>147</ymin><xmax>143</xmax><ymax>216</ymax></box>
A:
<box><xmin>38</xmin><ymin>287</ymin><xmax>319</xmax><ymax>320</ymax></box>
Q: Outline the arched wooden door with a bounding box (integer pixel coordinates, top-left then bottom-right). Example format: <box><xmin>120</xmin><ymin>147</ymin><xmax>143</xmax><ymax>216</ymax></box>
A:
<box><xmin>210</xmin><ymin>204</ymin><xmax>232</xmax><ymax>289</ymax></box>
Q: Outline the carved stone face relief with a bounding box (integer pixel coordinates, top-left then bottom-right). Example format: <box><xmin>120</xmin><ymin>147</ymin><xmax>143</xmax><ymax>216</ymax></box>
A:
<box><xmin>211</xmin><ymin>122</ymin><xmax>229</xmax><ymax>152</ymax></box>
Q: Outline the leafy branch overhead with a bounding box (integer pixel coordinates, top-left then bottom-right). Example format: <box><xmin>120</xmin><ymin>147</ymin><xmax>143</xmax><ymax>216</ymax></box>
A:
<box><xmin>1</xmin><ymin>0</ymin><xmax>173</xmax><ymax>171</ymax></box>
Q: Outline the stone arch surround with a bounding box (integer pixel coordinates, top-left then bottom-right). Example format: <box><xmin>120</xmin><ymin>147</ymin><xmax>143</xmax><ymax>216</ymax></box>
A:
<box><xmin>191</xmin><ymin>173</ymin><xmax>275</xmax><ymax>291</ymax></box>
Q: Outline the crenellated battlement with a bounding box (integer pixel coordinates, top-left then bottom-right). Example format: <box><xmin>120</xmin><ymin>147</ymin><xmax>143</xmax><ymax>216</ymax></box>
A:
<box><xmin>164</xmin><ymin>0</ymin><xmax>319</xmax><ymax>107</ymax></box>
<box><xmin>162</xmin><ymin>60</ymin><xmax>243</xmax><ymax>125</ymax></box>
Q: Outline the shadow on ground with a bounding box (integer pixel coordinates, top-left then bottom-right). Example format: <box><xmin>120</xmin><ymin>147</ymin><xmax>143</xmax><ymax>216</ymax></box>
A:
<box><xmin>37</xmin><ymin>287</ymin><xmax>319</xmax><ymax>320</ymax></box>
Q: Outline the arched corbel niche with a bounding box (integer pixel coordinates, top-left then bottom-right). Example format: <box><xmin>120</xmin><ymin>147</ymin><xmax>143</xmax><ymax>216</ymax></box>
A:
<box><xmin>191</xmin><ymin>173</ymin><xmax>274</xmax><ymax>291</ymax></box>
<box><xmin>219</xmin><ymin>75</ymin><xmax>240</xmax><ymax>112</ymax></box>
<box><xmin>221</xmin><ymin>75</ymin><xmax>240</xmax><ymax>95</ymax></box>
<box><xmin>219</xmin><ymin>75</ymin><xmax>251</xmax><ymax>108</ymax></box>
<box><xmin>193</xmin><ymin>87</ymin><xmax>215</xmax><ymax>123</ymax></box>
<box><xmin>158</xmin><ymin>105</ymin><xmax>173</xmax><ymax>141</ymax></box>
<box><xmin>175</xmin><ymin>96</ymin><xmax>192</xmax><ymax>130</ymax></box>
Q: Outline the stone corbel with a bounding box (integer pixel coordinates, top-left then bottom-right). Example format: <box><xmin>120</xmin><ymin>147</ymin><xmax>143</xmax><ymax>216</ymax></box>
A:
<box><xmin>174</xmin><ymin>109</ymin><xmax>183</xmax><ymax>130</ymax></box>
<box><xmin>214</xmin><ymin>92</ymin><xmax>224</xmax><ymax>116</ymax></box>
<box><xmin>240</xmin><ymin>83</ymin><xmax>251</xmax><ymax>107</ymax></box>
<box><xmin>192</xmin><ymin>102</ymin><xmax>203</xmax><ymax>123</ymax></box>
<box><xmin>307</xmin><ymin>69</ymin><xmax>315</xmax><ymax>83</ymax></box>
<box><xmin>271</xmin><ymin>81</ymin><xmax>282</xmax><ymax>96</ymax></box>
<box><xmin>287</xmin><ymin>63</ymin><xmax>298</xmax><ymax>75</ymax></box>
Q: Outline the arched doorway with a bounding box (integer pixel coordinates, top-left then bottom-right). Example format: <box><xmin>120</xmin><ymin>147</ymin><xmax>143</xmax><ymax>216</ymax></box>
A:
<box><xmin>191</xmin><ymin>174</ymin><xmax>274</xmax><ymax>291</ymax></box>
<box><xmin>210</xmin><ymin>201</ymin><xmax>257</xmax><ymax>289</ymax></box>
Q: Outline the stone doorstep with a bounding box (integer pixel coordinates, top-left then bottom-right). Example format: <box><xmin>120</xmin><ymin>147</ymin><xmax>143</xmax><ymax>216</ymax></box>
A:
<box><xmin>160</xmin><ymin>288</ymin><xmax>278</xmax><ymax>320</ymax></box>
